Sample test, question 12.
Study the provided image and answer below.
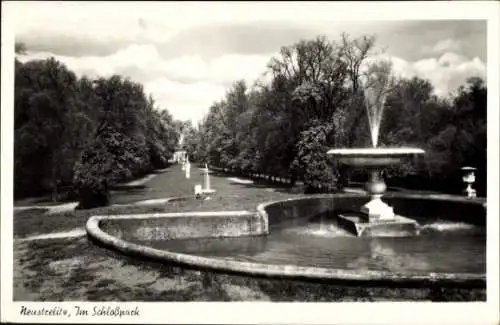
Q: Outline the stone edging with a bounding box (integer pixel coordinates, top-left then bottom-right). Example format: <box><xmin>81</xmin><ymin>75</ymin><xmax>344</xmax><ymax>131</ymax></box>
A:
<box><xmin>86</xmin><ymin>194</ymin><xmax>486</xmax><ymax>286</ymax></box>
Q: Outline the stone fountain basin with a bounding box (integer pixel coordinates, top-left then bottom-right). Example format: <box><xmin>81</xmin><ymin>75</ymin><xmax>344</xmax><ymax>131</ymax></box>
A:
<box><xmin>327</xmin><ymin>147</ymin><xmax>425</xmax><ymax>167</ymax></box>
<box><xmin>87</xmin><ymin>193</ymin><xmax>486</xmax><ymax>289</ymax></box>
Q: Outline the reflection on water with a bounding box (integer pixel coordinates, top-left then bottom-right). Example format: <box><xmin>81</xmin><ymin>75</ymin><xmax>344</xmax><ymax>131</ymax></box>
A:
<box><xmin>346</xmin><ymin>239</ymin><xmax>432</xmax><ymax>271</ymax></box>
<box><xmin>420</xmin><ymin>220</ymin><xmax>479</xmax><ymax>232</ymax></box>
<box><xmin>134</xmin><ymin>216</ymin><xmax>486</xmax><ymax>274</ymax></box>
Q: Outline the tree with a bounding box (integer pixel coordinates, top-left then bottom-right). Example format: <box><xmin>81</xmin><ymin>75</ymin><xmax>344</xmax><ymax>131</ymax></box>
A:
<box><xmin>268</xmin><ymin>36</ymin><xmax>349</xmax><ymax>127</ymax></box>
<box><xmin>340</xmin><ymin>33</ymin><xmax>377</xmax><ymax>93</ymax></box>
<box><xmin>144</xmin><ymin>96</ymin><xmax>178</xmax><ymax>168</ymax></box>
<box><xmin>381</xmin><ymin>76</ymin><xmax>435</xmax><ymax>147</ymax></box>
<box><xmin>14</xmin><ymin>58</ymin><xmax>88</xmax><ymax>200</ymax></box>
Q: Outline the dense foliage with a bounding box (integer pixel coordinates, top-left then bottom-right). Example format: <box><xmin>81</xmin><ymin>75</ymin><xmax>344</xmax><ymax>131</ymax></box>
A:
<box><xmin>184</xmin><ymin>34</ymin><xmax>487</xmax><ymax>196</ymax></box>
<box><xmin>14</xmin><ymin>51</ymin><xmax>180</xmax><ymax>208</ymax></box>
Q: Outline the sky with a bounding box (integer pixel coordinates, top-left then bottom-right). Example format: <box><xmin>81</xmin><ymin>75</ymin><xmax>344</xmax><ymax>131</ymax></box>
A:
<box><xmin>12</xmin><ymin>2</ymin><xmax>487</xmax><ymax>124</ymax></box>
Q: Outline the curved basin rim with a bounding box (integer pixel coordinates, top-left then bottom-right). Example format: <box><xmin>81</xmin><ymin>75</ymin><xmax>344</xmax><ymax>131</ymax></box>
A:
<box><xmin>86</xmin><ymin>215</ymin><xmax>485</xmax><ymax>284</ymax></box>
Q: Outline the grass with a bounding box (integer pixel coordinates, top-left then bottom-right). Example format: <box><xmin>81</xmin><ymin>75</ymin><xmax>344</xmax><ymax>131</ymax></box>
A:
<box><xmin>14</xmin><ymin>205</ymin><xmax>168</xmax><ymax>239</ymax></box>
<box><xmin>110</xmin><ymin>164</ymin><xmax>300</xmax><ymax>205</ymax></box>
<box><xmin>12</xmin><ymin>164</ymin><xmax>486</xmax><ymax>301</ymax></box>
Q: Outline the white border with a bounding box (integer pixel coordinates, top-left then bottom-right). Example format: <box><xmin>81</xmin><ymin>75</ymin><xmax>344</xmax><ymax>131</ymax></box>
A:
<box><xmin>2</xmin><ymin>2</ymin><xmax>499</xmax><ymax>325</ymax></box>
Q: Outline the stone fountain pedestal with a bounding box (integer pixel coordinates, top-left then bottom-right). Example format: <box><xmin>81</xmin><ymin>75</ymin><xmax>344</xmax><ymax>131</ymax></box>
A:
<box><xmin>337</xmin><ymin>213</ymin><xmax>419</xmax><ymax>237</ymax></box>
<box><xmin>328</xmin><ymin>148</ymin><xmax>424</xmax><ymax>237</ymax></box>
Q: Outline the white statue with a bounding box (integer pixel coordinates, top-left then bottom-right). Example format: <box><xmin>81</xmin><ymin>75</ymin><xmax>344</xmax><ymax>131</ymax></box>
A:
<box><xmin>185</xmin><ymin>160</ymin><xmax>191</xmax><ymax>179</ymax></box>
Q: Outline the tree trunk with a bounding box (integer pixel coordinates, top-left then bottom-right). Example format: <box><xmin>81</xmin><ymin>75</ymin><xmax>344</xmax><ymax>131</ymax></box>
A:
<box><xmin>338</xmin><ymin>165</ymin><xmax>350</xmax><ymax>190</ymax></box>
<box><xmin>50</xmin><ymin>155</ymin><xmax>59</xmax><ymax>202</ymax></box>
<box><xmin>290</xmin><ymin>171</ymin><xmax>297</xmax><ymax>187</ymax></box>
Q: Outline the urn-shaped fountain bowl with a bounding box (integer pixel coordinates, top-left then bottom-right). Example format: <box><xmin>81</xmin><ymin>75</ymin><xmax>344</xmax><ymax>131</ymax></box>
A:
<box><xmin>327</xmin><ymin>147</ymin><xmax>425</xmax><ymax>168</ymax></box>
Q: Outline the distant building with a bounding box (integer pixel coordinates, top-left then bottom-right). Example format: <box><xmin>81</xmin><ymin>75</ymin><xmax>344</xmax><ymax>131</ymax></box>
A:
<box><xmin>172</xmin><ymin>150</ymin><xmax>187</xmax><ymax>163</ymax></box>
<box><xmin>170</xmin><ymin>128</ymin><xmax>188</xmax><ymax>163</ymax></box>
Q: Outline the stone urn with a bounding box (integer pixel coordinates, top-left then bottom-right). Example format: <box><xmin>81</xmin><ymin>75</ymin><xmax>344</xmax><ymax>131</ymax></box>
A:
<box><xmin>461</xmin><ymin>166</ymin><xmax>477</xmax><ymax>198</ymax></box>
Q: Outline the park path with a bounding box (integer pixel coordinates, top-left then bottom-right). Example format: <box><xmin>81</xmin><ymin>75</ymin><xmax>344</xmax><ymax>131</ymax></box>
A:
<box><xmin>13</xmin><ymin>167</ymin><xmax>174</xmax><ymax>213</ymax></box>
<box><xmin>18</xmin><ymin>228</ymin><xmax>87</xmax><ymax>242</ymax></box>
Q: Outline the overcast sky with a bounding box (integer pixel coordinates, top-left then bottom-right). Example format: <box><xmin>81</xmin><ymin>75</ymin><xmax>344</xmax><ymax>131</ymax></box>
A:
<box><xmin>12</xmin><ymin>2</ymin><xmax>487</xmax><ymax>124</ymax></box>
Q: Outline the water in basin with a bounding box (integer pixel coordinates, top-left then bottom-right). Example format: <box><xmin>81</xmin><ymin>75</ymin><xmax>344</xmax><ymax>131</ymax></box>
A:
<box><xmin>131</xmin><ymin>213</ymin><xmax>485</xmax><ymax>274</ymax></box>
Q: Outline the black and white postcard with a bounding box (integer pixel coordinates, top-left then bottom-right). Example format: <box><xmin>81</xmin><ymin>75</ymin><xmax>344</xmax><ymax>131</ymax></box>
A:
<box><xmin>1</xmin><ymin>1</ymin><xmax>499</xmax><ymax>324</ymax></box>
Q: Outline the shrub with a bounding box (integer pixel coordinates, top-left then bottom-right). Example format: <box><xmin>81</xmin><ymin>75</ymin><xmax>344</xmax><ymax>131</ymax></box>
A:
<box><xmin>292</xmin><ymin>120</ymin><xmax>338</xmax><ymax>193</ymax></box>
<box><xmin>73</xmin><ymin>128</ymin><xmax>141</xmax><ymax>209</ymax></box>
